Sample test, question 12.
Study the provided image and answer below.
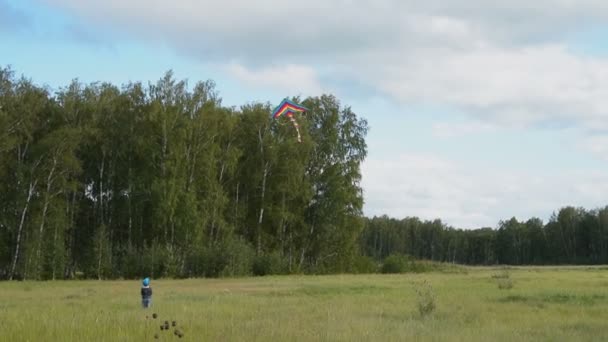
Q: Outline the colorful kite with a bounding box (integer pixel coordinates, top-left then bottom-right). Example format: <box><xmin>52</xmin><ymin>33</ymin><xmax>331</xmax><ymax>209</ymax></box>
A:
<box><xmin>271</xmin><ymin>98</ymin><xmax>308</xmax><ymax>143</ymax></box>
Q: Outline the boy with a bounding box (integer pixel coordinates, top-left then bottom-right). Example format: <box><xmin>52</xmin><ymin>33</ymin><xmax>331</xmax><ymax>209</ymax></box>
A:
<box><xmin>141</xmin><ymin>277</ymin><xmax>152</xmax><ymax>308</ymax></box>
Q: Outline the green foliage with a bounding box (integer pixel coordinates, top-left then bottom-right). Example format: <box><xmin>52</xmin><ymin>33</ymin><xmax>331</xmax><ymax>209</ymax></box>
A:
<box><xmin>497</xmin><ymin>277</ymin><xmax>514</xmax><ymax>290</ymax></box>
<box><xmin>88</xmin><ymin>224</ymin><xmax>112</xmax><ymax>280</ymax></box>
<box><xmin>381</xmin><ymin>254</ymin><xmax>411</xmax><ymax>274</ymax></box>
<box><xmin>199</xmin><ymin>245</ymin><xmax>230</xmax><ymax>278</ymax></box>
<box><xmin>381</xmin><ymin>254</ymin><xmax>464</xmax><ymax>274</ymax></box>
<box><xmin>220</xmin><ymin>237</ymin><xmax>256</xmax><ymax>277</ymax></box>
<box><xmin>163</xmin><ymin>246</ymin><xmax>182</xmax><ymax>278</ymax></box>
<box><xmin>494</xmin><ymin>267</ymin><xmax>515</xmax><ymax>290</ymax></box>
<box><xmin>182</xmin><ymin>238</ymin><xmax>257</xmax><ymax>278</ymax></box>
<box><xmin>491</xmin><ymin>267</ymin><xmax>512</xmax><ymax>279</ymax></box>
<box><xmin>117</xmin><ymin>245</ymin><xmax>143</xmax><ymax>279</ymax></box>
<box><xmin>0</xmin><ymin>66</ymin><xmax>372</xmax><ymax>279</ymax></box>
<box><xmin>0</xmin><ymin>228</ymin><xmax>9</xmax><ymax>278</ymax></box>
<box><xmin>4</xmin><ymin>268</ymin><xmax>608</xmax><ymax>341</ymax></box>
<box><xmin>252</xmin><ymin>252</ymin><xmax>286</xmax><ymax>276</ymax></box>
<box><xmin>361</xmin><ymin>205</ymin><xmax>608</xmax><ymax>268</ymax></box>
<box><xmin>350</xmin><ymin>255</ymin><xmax>379</xmax><ymax>274</ymax></box>
<box><xmin>3</xmin><ymin>64</ymin><xmax>608</xmax><ymax>280</ymax></box>
<box><xmin>139</xmin><ymin>243</ymin><xmax>170</xmax><ymax>280</ymax></box>
<box><xmin>414</xmin><ymin>280</ymin><xmax>437</xmax><ymax>317</ymax></box>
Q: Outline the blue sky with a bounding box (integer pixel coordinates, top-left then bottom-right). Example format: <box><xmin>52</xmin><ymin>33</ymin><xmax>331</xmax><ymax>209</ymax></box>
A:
<box><xmin>3</xmin><ymin>0</ymin><xmax>608</xmax><ymax>228</ymax></box>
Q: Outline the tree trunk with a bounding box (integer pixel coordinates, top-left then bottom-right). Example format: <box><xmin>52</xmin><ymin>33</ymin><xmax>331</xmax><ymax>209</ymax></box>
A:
<box><xmin>51</xmin><ymin>216</ymin><xmax>59</xmax><ymax>280</ymax></box>
<box><xmin>97</xmin><ymin>229</ymin><xmax>104</xmax><ymax>280</ymax></box>
<box><xmin>128</xmin><ymin>157</ymin><xmax>133</xmax><ymax>248</ymax></box>
<box><xmin>299</xmin><ymin>221</ymin><xmax>316</xmax><ymax>269</ymax></box>
<box><xmin>280</xmin><ymin>192</ymin><xmax>286</xmax><ymax>256</ymax></box>
<box><xmin>289</xmin><ymin>231</ymin><xmax>293</xmax><ymax>272</ymax></box>
<box><xmin>257</xmin><ymin>162</ymin><xmax>268</xmax><ymax>256</ymax></box>
<box><xmin>68</xmin><ymin>192</ymin><xmax>77</xmax><ymax>278</ymax></box>
<box><xmin>35</xmin><ymin>198</ymin><xmax>50</xmax><ymax>278</ymax></box>
<box><xmin>99</xmin><ymin>153</ymin><xmax>105</xmax><ymax>226</ymax></box>
<box><xmin>35</xmin><ymin>157</ymin><xmax>57</xmax><ymax>278</ymax></box>
<box><xmin>9</xmin><ymin>180</ymin><xmax>38</xmax><ymax>280</ymax></box>
<box><xmin>256</xmin><ymin>127</ymin><xmax>268</xmax><ymax>256</ymax></box>
<box><xmin>234</xmin><ymin>182</ymin><xmax>239</xmax><ymax>226</ymax></box>
<box><xmin>170</xmin><ymin>216</ymin><xmax>175</xmax><ymax>248</ymax></box>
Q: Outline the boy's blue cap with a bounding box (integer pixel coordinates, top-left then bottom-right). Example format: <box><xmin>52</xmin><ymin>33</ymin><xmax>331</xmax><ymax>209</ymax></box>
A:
<box><xmin>143</xmin><ymin>277</ymin><xmax>150</xmax><ymax>286</ymax></box>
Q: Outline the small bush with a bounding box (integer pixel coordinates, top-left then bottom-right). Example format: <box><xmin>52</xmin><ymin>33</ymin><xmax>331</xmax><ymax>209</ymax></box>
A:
<box><xmin>163</xmin><ymin>246</ymin><xmax>182</xmax><ymax>278</ymax></box>
<box><xmin>220</xmin><ymin>237</ymin><xmax>256</xmax><ymax>277</ymax></box>
<box><xmin>494</xmin><ymin>268</ymin><xmax>514</xmax><ymax>289</ymax></box>
<box><xmin>183</xmin><ymin>244</ymin><xmax>230</xmax><ymax>278</ymax></box>
<box><xmin>351</xmin><ymin>255</ymin><xmax>379</xmax><ymax>274</ymax></box>
<box><xmin>381</xmin><ymin>255</ymin><xmax>466</xmax><ymax>274</ymax></box>
<box><xmin>497</xmin><ymin>277</ymin><xmax>514</xmax><ymax>289</ymax></box>
<box><xmin>409</xmin><ymin>260</ymin><xmax>436</xmax><ymax>273</ymax></box>
<box><xmin>415</xmin><ymin>280</ymin><xmax>436</xmax><ymax>317</ymax></box>
<box><xmin>492</xmin><ymin>267</ymin><xmax>511</xmax><ymax>279</ymax></box>
<box><xmin>139</xmin><ymin>243</ymin><xmax>168</xmax><ymax>279</ymax></box>
<box><xmin>252</xmin><ymin>252</ymin><xmax>284</xmax><ymax>276</ymax></box>
<box><xmin>201</xmin><ymin>245</ymin><xmax>230</xmax><ymax>278</ymax></box>
<box><xmin>381</xmin><ymin>254</ymin><xmax>410</xmax><ymax>273</ymax></box>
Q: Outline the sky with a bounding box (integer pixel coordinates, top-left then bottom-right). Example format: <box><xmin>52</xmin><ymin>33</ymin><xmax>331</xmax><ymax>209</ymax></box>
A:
<box><xmin>2</xmin><ymin>0</ymin><xmax>608</xmax><ymax>229</ymax></box>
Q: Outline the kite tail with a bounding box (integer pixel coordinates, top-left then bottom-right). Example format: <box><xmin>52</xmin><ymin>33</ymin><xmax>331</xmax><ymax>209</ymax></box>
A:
<box><xmin>288</xmin><ymin>115</ymin><xmax>302</xmax><ymax>143</ymax></box>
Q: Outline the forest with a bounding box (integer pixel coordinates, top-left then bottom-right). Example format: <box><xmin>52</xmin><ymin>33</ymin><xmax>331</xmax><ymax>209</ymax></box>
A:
<box><xmin>361</xmin><ymin>207</ymin><xmax>608</xmax><ymax>266</ymax></box>
<box><xmin>1</xmin><ymin>66</ymin><xmax>606</xmax><ymax>280</ymax></box>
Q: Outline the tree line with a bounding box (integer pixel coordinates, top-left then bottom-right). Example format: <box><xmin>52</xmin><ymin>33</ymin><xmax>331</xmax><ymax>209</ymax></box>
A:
<box><xmin>0</xmin><ymin>67</ymin><xmax>368</xmax><ymax>280</ymax></box>
<box><xmin>361</xmin><ymin>205</ymin><xmax>608</xmax><ymax>266</ymax></box>
<box><xmin>2</xmin><ymin>66</ymin><xmax>607</xmax><ymax>280</ymax></box>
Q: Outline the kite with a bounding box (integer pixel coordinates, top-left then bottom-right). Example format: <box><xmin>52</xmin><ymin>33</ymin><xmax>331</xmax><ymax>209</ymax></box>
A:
<box><xmin>271</xmin><ymin>98</ymin><xmax>308</xmax><ymax>143</ymax></box>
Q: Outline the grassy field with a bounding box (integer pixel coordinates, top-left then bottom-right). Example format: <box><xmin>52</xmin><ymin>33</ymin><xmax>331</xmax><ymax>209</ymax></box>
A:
<box><xmin>2</xmin><ymin>266</ymin><xmax>608</xmax><ymax>341</ymax></box>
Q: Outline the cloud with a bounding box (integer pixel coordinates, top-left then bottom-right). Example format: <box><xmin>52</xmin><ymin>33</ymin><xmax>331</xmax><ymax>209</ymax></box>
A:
<box><xmin>432</xmin><ymin>120</ymin><xmax>499</xmax><ymax>138</ymax></box>
<box><xmin>361</xmin><ymin>43</ymin><xmax>608</xmax><ymax>130</ymax></box>
<box><xmin>580</xmin><ymin>135</ymin><xmax>608</xmax><ymax>161</ymax></box>
<box><xmin>362</xmin><ymin>153</ymin><xmax>608</xmax><ymax>228</ymax></box>
<box><xmin>38</xmin><ymin>0</ymin><xmax>608</xmax><ymax>57</ymax></box>
<box><xmin>27</xmin><ymin>0</ymin><xmax>608</xmax><ymax>227</ymax></box>
<box><xmin>38</xmin><ymin>0</ymin><xmax>608</xmax><ymax>131</ymax></box>
<box><xmin>39</xmin><ymin>0</ymin><xmax>403</xmax><ymax>64</ymax></box>
<box><xmin>225</xmin><ymin>63</ymin><xmax>324</xmax><ymax>96</ymax></box>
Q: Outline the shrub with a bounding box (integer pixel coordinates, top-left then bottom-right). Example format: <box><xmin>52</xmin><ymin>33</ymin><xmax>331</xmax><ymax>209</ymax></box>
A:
<box><xmin>201</xmin><ymin>245</ymin><xmax>230</xmax><ymax>278</ymax></box>
<box><xmin>252</xmin><ymin>252</ymin><xmax>285</xmax><ymax>276</ymax></box>
<box><xmin>183</xmin><ymin>238</ymin><xmax>257</xmax><ymax>278</ymax></box>
<box><xmin>183</xmin><ymin>243</ymin><xmax>229</xmax><ymax>278</ymax></box>
<box><xmin>415</xmin><ymin>280</ymin><xmax>437</xmax><ymax>317</ymax></box>
<box><xmin>497</xmin><ymin>277</ymin><xmax>514</xmax><ymax>289</ymax></box>
<box><xmin>381</xmin><ymin>254</ymin><xmax>410</xmax><ymax>274</ymax></box>
<box><xmin>494</xmin><ymin>267</ymin><xmax>514</xmax><ymax>289</ymax></box>
<box><xmin>351</xmin><ymin>255</ymin><xmax>379</xmax><ymax>274</ymax></box>
<box><xmin>491</xmin><ymin>266</ymin><xmax>511</xmax><ymax>279</ymax></box>
<box><xmin>129</xmin><ymin>242</ymin><xmax>168</xmax><ymax>280</ymax></box>
<box><xmin>163</xmin><ymin>246</ymin><xmax>182</xmax><ymax>278</ymax></box>
<box><xmin>410</xmin><ymin>260</ymin><xmax>432</xmax><ymax>273</ymax></box>
<box><xmin>220</xmin><ymin>237</ymin><xmax>256</xmax><ymax>277</ymax></box>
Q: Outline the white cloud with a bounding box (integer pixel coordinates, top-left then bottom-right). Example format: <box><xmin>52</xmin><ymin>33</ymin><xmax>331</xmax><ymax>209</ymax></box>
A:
<box><xmin>431</xmin><ymin>120</ymin><xmax>499</xmax><ymax>138</ymax></box>
<box><xmin>362</xmin><ymin>153</ymin><xmax>608</xmax><ymax>228</ymax></box>
<box><xmin>225</xmin><ymin>63</ymin><xmax>324</xmax><ymax>96</ymax></box>
<box><xmin>580</xmin><ymin>135</ymin><xmax>608</xmax><ymax>161</ymax></box>
<box><xmin>363</xmin><ymin>44</ymin><xmax>608</xmax><ymax>130</ymax></box>
<box><xmin>36</xmin><ymin>0</ymin><xmax>608</xmax><ymax>225</ymax></box>
<box><xmin>40</xmin><ymin>0</ymin><xmax>608</xmax><ymax>130</ymax></box>
<box><xmin>40</xmin><ymin>0</ymin><xmax>608</xmax><ymax>40</ymax></box>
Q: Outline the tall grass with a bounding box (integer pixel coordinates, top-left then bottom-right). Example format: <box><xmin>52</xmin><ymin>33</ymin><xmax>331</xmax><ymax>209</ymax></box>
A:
<box><xmin>1</xmin><ymin>266</ymin><xmax>608</xmax><ymax>341</ymax></box>
<box><xmin>493</xmin><ymin>267</ymin><xmax>515</xmax><ymax>289</ymax></box>
<box><xmin>414</xmin><ymin>280</ymin><xmax>436</xmax><ymax>317</ymax></box>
